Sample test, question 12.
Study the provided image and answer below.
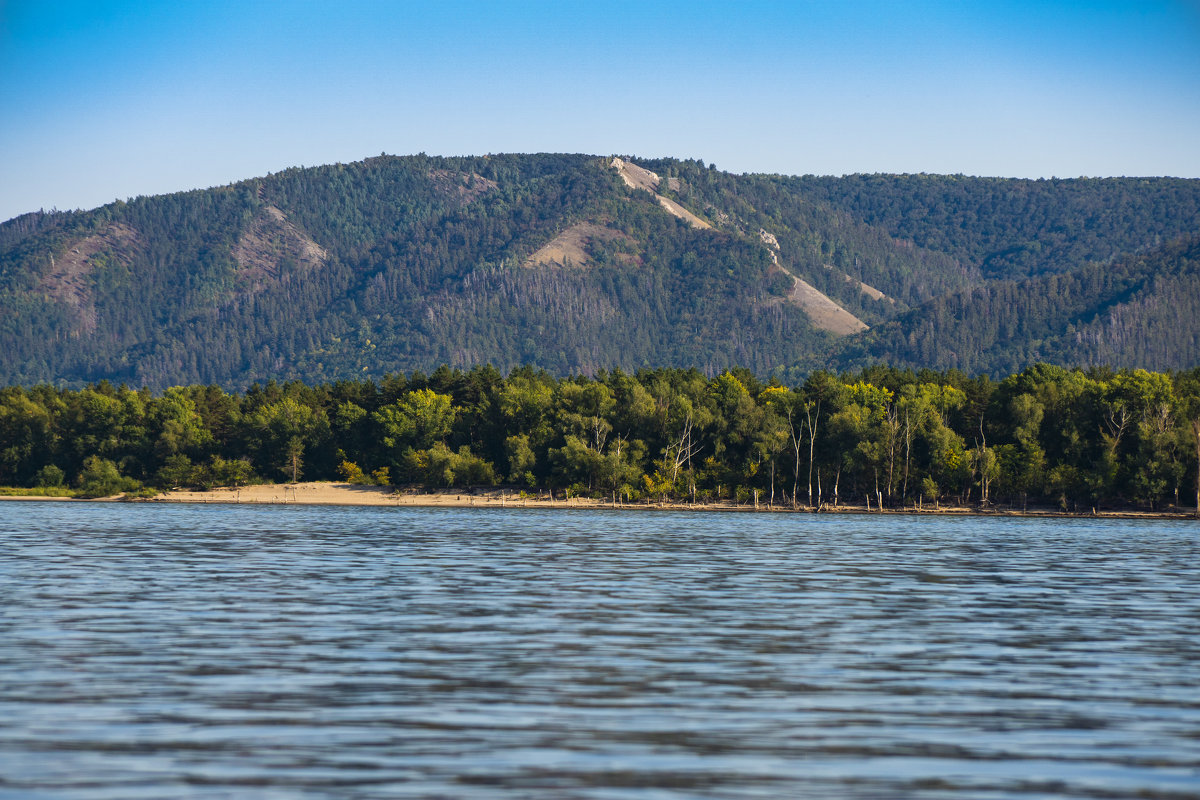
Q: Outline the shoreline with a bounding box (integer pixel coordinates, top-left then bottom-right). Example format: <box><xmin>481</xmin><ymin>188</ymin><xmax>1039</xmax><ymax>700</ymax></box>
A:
<box><xmin>2</xmin><ymin>482</ymin><xmax>1195</xmax><ymax>521</ymax></box>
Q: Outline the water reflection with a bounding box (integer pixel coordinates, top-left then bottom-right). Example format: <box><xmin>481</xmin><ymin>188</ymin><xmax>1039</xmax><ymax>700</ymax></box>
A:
<box><xmin>1</xmin><ymin>504</ymin><xmax>1198</xmax><ymax>798</ymax></box>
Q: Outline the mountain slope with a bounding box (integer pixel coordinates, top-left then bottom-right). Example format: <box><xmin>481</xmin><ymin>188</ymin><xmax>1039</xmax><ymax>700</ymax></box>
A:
<box><xmin>796</xmin><ymin>172</ymin><xmax>1200</xmax><ymax>281</ymax></box>
<box><xmin>0</xmin><ymin>155</ymin><xmax>832</xmax><ymax>386</ymax></box>
<box><xmin>842</xmin><ymin>235</ymin><xmax>1200</xmax><ymax>375</ymax></box>
<box><xmin>1</xmin><ymin>153</ymin><xmax>1198</xmax><ymax>387</ymax></box>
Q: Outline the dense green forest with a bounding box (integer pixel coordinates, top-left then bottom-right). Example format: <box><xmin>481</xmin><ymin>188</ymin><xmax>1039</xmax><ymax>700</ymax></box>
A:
<box><xmin>2</xmin><ymin>364</ymin><xmax>1198</xmax><ymax>515</ymax></box>
<box><xmin>1</xmin><ymin>153</ymin><xmax>1198</xmax><ymax>388</ymax></box>
<box><xmin>844</xmin><ymin>235</ymin><xmax>1200</xmax><ymax>375</ymax></box>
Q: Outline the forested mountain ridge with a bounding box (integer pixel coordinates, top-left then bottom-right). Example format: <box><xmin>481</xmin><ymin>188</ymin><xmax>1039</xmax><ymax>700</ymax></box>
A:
<box><xmin>843</xmin><ymin>235</ymin><xmax>1200</xmax><ymax>376</ymax></box>
<box><xmin>1</xmin><ymin>153</ymin><xmax>1197</xmax><ymax>388</ymax></box>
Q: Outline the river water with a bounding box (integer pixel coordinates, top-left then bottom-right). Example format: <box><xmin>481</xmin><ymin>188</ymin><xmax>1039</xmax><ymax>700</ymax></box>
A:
<box><xmin>0</xmin><ymin>503</ymin><xmax>1197</xmax><ymax>799</ymax></box>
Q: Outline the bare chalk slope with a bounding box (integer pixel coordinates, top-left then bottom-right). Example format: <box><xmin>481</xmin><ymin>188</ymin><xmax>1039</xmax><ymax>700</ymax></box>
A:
<box><xmin>611</xmin><ymin>158</ymin><xmax>711</xmax><ymax>230</ymax></box>
<box><xmin>612</xmin><ymin>158</ymin><xmax>867</xmax><ymax>336</ymax></box>
<box><xmin>758</xmin><ymin>229</ymin><xmax>869</xmax><ymax>335</ymax></box>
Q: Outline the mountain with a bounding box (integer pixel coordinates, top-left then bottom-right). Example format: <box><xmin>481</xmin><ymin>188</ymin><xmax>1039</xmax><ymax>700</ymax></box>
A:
<box><xmin>1</xmin><ymin>153</ymin><xmax>1197</xmax><ymax>388</ymax></box>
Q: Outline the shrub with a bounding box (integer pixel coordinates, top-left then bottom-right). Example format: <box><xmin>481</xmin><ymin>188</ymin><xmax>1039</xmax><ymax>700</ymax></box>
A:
<box><xmin>337</xmin><ymin>459</ymin><xmax>369</xmax><ymax>484</ymax></box>
<box><xmin>422</xmin><ymin>443</ymin><xmax>496</xmax><ymax>488</ymax></box>
<box><xmin>34</xmin><ymin>464</ymin><xmax>66</xmax><ymax>488</ymax></box>
<box><xmin>156</xmin><ymin>454</ymin><xmax>193</xmax><ymax>488</ymax></box>
<box><xmin>189</xmin><ymin>456</ymin><xmax>255</xmax><ymax>489</ymax></box>
<box><xmin>77</xmin><ymin>456</ymin><xmax>139</xmax><ymax>498</ymax></box>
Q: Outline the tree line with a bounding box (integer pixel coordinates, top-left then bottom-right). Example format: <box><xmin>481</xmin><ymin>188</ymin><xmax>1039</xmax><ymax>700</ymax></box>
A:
<box><xmin>1</xmin><ymin>363</ymin><xmax>1198</xmax><ymax>513</ymax></box>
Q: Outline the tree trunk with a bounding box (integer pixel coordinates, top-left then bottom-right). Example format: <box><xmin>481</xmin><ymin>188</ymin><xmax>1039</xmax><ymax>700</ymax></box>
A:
<box><xmin>790</xmin><ymin>415</ymin><xmax>802</xmax><ymax>510</ymax></box>
<box><xmin>885</xmin><ymin>405</ymin><xmax>899</xmax><ymax>501</ymax></box>
<box><xmin>807</xmin><ymin>434</ymin><xmax>816</xmax><ymax>508</ymax></box>
<box><xmin>769</xmin><ymin>459</ymin><xmax>776</xmax><ymax>508</ymax></box>
<box><xmin>805</xmin><ymin>399</ymin><xmax>821</xmax><ymax>508</ymax></box>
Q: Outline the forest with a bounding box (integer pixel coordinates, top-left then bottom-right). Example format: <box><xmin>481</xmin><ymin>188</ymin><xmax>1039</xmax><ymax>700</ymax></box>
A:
<box><xmin>2</xmin><ymin>363</ymin><xmax>1198</xmax><ymax>515</ymax></box>
<box><xmin>2</xmin><ymin>153</ymin><xmax>1199</xmax><ymax>388</ymax></box>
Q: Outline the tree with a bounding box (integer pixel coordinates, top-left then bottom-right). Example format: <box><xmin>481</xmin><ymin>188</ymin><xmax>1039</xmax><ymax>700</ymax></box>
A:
<box><xmin>1176</xmin><ymin>370</ymin><xmax>1200</xmax><ymax>517</ymax></box>
<box><xmin>755</xmin><ymin>388</ymin><xmax>791</xmax><ymax>507</ymax></box>
<box><xmin>499</xmin><ymin>372</ymin><xmax>555</xmax><ymax>437</ymax></box>
<box><xmin>1131</xmin><ymin>392</ymin><xmax>1183</xmax><ymax>509</ymax></box>
<box><xmin>374</xmin><ymin>388</ymin><xmax>456</xmax><ymax>481</ymax></box>
<box><xmin>0</xmin><ymin>390</ymin><xmax>55</xmax><ymax>486</ymax></box>
<box><xmin>800</xmin><ymin>372</ymin><xmax>845</xmax><ymax>507</ymax></box>
<box><xmin>555</xmin><ymin>380</ymin><xmax>616</xmax><ymax>454</ymax></box>
<box><xmin>663</xmin><ymin>401</ymin><xmax>702</xmax><ymax>496</ymax></box>
<box><xmin>247</xmin><ymin>396</ymin><xmax>328</xmax><ymax>483</ymax></box>
<box><xmin>150</xmin><ymin>387</ymin><xmax>213</xmax><ymax>463</ymax></box>
<box><xmin>997</xmin><ymin>392</ymin><xmax>1046</xmax><ymax>509</ymax></box>
<box><xmin>970</xmin><ymin>444</ymin><xmax>999</xmax><ymax>506</ymax></box>
<box><xmin>549</xmin><ymin>435</ymin><xmax>604</xmax><ymax>491</ymax></box>
<box><xmin>156</xmin><ymin>454</ymin><xmax>194</xmax><ymax>488</ymax></box>
<box><xmin>599</xmin><ymin>433</ymin><xmax>644</xmax><ymax>504</ymax></box>
<box><xmin>895</xmin><ymin>382</ymin><xmax>967</xmax><ymax>505</ymax></box>
<box><xmin>374</xmin><ymin>389</ymin><xmax>455</xmax><ymax>452</ymax></box>
<box><xmin>837</xmin><ymin>381</ymin><xmax>895</xmax><ymax>506</ymax></box>
<box><xmin>332</xmin><ymin>401</ymin><xmax>371</xmax><ymax>466</ymax></box>
<box><xmin>505</xmin><ymin>434</ymin><xmax>538</xmax><ymax>486</ymax></box>
<box><xmin>708</xmin><ymin>372</ymin><xmax>758</xmax><ymax>500</ymax></box>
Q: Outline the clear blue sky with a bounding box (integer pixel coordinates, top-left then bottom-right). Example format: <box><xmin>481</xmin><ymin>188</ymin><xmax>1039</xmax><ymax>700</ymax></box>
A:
<box><xmin>2</xmin><ymin>0</ymin><xmax>1198</xmax><ymax>221</ymax></box>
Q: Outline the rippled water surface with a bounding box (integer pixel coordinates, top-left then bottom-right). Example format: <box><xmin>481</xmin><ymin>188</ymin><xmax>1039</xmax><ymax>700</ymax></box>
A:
<box><xmin>1</xmin><ymin>503</ymin><xmax>1198</xmax><ymax>799</ymax></box>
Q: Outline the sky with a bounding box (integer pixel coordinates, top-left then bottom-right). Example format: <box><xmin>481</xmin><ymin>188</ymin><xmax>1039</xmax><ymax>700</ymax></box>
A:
<box><xmin>1</xmin><ymin>0</ymin><xmax>1199</xmax><ymax>222</ymax></box>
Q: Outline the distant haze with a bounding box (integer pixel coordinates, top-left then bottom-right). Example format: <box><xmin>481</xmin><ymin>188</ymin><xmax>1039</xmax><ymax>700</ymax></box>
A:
<box><xmin>2</xmin><ymin>0</ymin><xmax>1199</xmax><ymax>222</ymax></box>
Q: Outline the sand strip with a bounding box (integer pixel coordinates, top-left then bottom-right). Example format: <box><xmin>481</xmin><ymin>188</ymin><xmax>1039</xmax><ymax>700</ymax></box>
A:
<box><xmin>3</xmin><ymin>481</ymin><xmax>1191</xmax><ymax>519</ymax></box>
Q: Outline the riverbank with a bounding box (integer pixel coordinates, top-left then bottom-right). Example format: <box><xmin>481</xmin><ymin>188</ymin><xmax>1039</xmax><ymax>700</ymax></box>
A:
<box><xmin>2</xmin><ymin>481</ymin><xmax>1190</xmax><ymax>520</ymax></box>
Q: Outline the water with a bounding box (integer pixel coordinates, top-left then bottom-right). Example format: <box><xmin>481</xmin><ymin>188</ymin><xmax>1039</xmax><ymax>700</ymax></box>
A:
<box><xmin>0</xmin><ymin>503</ymin><xmax>1197</xmax><ymax>799</ymax></box>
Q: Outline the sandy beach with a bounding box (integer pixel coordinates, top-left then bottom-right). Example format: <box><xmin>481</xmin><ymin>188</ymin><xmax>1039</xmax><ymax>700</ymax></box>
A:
<box><xmin>105</xmin><ymin>482</ymin><xmax>1196</xmax><ymax>520</ymax></box>
<box><xmin>152</xmin><ymin>482</ymin><xmax>565</xmax><ymax>509</ymax></box>
<box><xmin>1</xmin><ymin>481</ymin><xmax>1194</xmax><ymax>519</ymax></box>
<box><xmin>149</xmin><ymin>482</ymin><xmax>745</xmax><ymax>511</ymax></box>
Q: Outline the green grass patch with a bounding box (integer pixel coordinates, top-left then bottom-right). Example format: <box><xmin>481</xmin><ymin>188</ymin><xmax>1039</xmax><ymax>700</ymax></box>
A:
<box><xmin>0</xmin><ymin>486</ymin><xmax>81</xmax><ymax>498</ymax></box>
